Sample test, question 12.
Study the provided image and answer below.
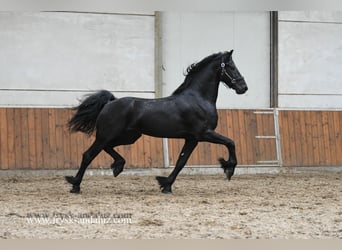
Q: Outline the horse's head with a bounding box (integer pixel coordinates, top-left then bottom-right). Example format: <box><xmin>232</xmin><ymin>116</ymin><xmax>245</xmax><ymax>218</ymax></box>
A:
<box><xmin>220</xmin><ymin>50</ymin><xmax>248</xmax><ymax>95</ymax></box>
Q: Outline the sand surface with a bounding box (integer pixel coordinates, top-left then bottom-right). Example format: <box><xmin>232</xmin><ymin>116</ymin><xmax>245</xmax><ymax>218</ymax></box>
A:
<box><xmin>0</xmin><ymin>172</ymin><xmax>341</xmax><ymax>239</ymax></box>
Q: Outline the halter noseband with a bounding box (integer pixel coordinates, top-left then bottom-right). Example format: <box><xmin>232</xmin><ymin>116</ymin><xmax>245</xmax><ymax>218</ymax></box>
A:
<box><xmin>220</xmin><ymin>62</ymin><xmax>244</xmax><ymax>84</ymax></box>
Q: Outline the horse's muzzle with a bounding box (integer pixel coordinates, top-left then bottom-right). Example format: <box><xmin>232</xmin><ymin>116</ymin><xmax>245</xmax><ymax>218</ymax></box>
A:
<box><xmin>235</xmin><ymin>85</ymin><xmax>248</xmax><ymax>95</ymax></box>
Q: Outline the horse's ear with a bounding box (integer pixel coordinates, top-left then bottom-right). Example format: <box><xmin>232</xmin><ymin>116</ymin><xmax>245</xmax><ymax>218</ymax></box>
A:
<box><xmin>229</xmin><ymin>50</ymin><xmax>234</xmax><ymax>55</ymax></box>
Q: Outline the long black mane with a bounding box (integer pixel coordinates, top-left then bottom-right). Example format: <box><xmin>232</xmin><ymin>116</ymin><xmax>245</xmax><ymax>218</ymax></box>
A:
<box><xmin>172</xmin><ymin>52</ymin><xmax>223</xmax><ymax>95</ymax></box>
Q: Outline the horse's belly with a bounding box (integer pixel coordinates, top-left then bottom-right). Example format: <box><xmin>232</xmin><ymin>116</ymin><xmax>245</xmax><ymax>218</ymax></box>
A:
<box><xmin>136</xmin><ymin>118</ymin><xmax>187</xmax><ymax>138</ymax></box>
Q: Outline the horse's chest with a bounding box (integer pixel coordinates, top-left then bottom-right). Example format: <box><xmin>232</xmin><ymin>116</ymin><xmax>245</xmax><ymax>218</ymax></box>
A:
<box><xmin>205</xmin><ymin>112</ymin><xmax>218</xmax><ymax>129</ymax></box>
<box><xmin>186</xmin><ymin>105</ymin><xmax>218</xmax><ymax>129</ymax></box>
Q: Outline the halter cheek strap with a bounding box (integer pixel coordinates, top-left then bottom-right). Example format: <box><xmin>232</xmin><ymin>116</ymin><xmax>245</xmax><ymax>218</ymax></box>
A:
<box><xmin>220</xmin><ymin>62</ymin><xmax>244</xmax><ymax>84</ymax></box>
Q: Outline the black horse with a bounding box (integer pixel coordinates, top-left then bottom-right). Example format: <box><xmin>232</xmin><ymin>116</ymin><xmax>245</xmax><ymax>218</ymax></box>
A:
<box><xmin>65</xmin><ymin>50</ymin><xmax>248</xmax><ymax>194</ymax></box>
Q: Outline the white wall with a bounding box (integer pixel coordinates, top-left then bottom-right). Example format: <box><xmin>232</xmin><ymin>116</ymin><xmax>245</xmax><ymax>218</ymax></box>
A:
<box><xmin>0</xmin><ymin>12</ymin><xmax>155</xmax><ymax>107</ymax></box>
<box><xmin>0</xmin><ymin>12</ymin><xmax>272</xmax><ymax>109</ymax></box>
<box><xmin>278</xmin><ymin>11</ymin><xmax>342</xmax><ymax>109</ymax></box>
<box><xmin>160</xmin><ymin>12</ymin><xmax>271</xmax><ymax>109</ymax></box>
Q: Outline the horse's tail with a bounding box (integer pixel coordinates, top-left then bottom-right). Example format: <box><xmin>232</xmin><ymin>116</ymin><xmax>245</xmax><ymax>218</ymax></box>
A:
<box><xmin>68</xmin><ymin>90</ymin><xmax>115</xmax><ymax>135</ymax></box>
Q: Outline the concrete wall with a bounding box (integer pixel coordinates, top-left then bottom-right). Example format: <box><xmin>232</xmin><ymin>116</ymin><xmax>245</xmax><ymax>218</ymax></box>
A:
<box><xmin>0</xmin><ymin>12</ymin><xmax>270</xmax><ymax>109</ymax></box>
<box><xmin>0</xmin><ymin>12</ymin><xmax>155</xmax><ymax>107</ymax></box>
<box><xmin>278</xmin><ymin>11</ymin><xmax>342</xmax><ymax>109</ymax></box>
<box><xmin>3</xmin><ymin>11</ymin><xmax>341</xmax><ymax>111</ymax></box>
<box><xmin>160</xmin><ymin>12</ymin><xmax>271</xmax><ymax>109</ymax></box>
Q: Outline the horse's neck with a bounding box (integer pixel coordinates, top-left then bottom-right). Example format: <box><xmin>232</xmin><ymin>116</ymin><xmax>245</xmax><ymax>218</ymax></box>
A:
<box><xmin>189</xmin><ymin>70</ymin><xmax>220</xmax><ymax>104</ymax></box>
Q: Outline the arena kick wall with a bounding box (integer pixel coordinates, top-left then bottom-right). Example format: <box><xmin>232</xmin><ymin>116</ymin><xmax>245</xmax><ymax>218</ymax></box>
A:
<box><xmin>0</xmin><ymin>108</ymin><xmax>341</xmax><ymax>170</ymax></box>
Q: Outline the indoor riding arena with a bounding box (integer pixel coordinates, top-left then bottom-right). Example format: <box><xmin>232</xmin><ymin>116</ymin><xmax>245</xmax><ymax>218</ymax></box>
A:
<box><xmin>0</xmin><ymin>11</ymin><xmax>341</xmax><ymax>239</ymax></box>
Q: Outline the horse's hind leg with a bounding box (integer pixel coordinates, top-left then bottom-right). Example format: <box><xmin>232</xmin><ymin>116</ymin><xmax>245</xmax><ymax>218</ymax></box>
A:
<box><xmin>105</xmin><ymin>131</ymin><xmax>142</xmax><ymax>177</ymax></box>
<box><xmin>104</xmin><ymin>147</ymin><xmax>125</xmax><ymax>177</ymax></box>
<box><xmin>65</xmin><ymin>139</ymin><xmax>104</xmax><ymax>193</ymax></box>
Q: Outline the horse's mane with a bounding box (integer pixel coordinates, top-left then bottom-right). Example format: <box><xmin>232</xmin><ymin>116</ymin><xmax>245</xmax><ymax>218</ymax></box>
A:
<box><xmin>172</xmin><ymin>52</ymin><xmax>223</xmax><ymax>95</ymax></box>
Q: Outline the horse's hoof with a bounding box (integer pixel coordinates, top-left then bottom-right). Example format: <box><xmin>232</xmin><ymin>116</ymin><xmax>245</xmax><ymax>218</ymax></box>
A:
<box><xmin>111</xmin><ymin>161</ymin><xmax>124</xmax><ymax>177</ymax></box>
<box><xmin>70</xmin><ymin>185</ymin><xmax>80</xmax><ymax>194</ymax></box>
<box><xmin>156</xmin><ymin>176</ymin><xmax>172</xmax><ymax>194</ymax></box>
<box><xmin>113</xmin><ymin>166</ymin><xmax>123</xmax><ymax>177</ymax></box>
<box><xmin>225</xmin><ymin>168</ymin><xmax>235</xmax><ymax>181</ymax></box>
<box><xmin>161</xmin><ymin>189</ymin><xmax>173</xmax><ymax>195</ymax></box>
<box><xmin>219</xmin><ymin>158</ymin><xmax>236</xmax><ymax>181</ymax></box>
<box><xmin>65</xmin><ymin>175</ymin><xmax>76</xmax><ymax>185</ymax></box>
<box><xmin>65</xmin><ymin>176</ymin><xmax>80</xmax><ymax>193</ymax></box>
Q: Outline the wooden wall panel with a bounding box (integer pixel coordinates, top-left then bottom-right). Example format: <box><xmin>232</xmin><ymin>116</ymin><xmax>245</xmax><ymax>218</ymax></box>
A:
<box><xmin>6</xmin><ymin>109</ymin><xmax>16</xmax><ymax>169</ymax></box>
<box><xmin>168</xmin><ymin>110</ymin><xmax>277</xmax><ymax>166</ymax></box>
<box><xmin>1</xmin><ymin>108</ymin><xmax>341</xmax><ymax>170</ymax></box>
<box><xmin>169</xmin><ymin>109</ymin><xmax>342</xmax><ymax>167</ymax></box>
<box><xmin>0</xmin><ymin>109</ymin><xmax>8</xmax><ymax>169</ymax></box>
<box><xmin>0</xmin><ymin>108</ymin><xmax>164</xmax><ymax>170</ymax></box>
<box><xmin>279</xmin><ymin>110</ymin><xmax>342</xmax><ymax>166</ymax></box>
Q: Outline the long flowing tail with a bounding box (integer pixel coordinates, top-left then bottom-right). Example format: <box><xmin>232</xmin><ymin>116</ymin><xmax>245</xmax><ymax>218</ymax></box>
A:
<box><xmin>68</xmin><ymin>90</ymin><xmax>115</xmax><ymax>135</ymax></box>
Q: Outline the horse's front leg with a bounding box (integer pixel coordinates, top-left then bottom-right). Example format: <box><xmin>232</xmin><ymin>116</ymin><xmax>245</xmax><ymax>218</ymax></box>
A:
<box><xmin>200</xmin><ymin>130</ymin><xmax>237</xmax><ymax>180</ymax></box>
<box><xmin>156</xmin><ymin>139</ymin><xmax>197</xmax><ymax>194</ymax></box>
